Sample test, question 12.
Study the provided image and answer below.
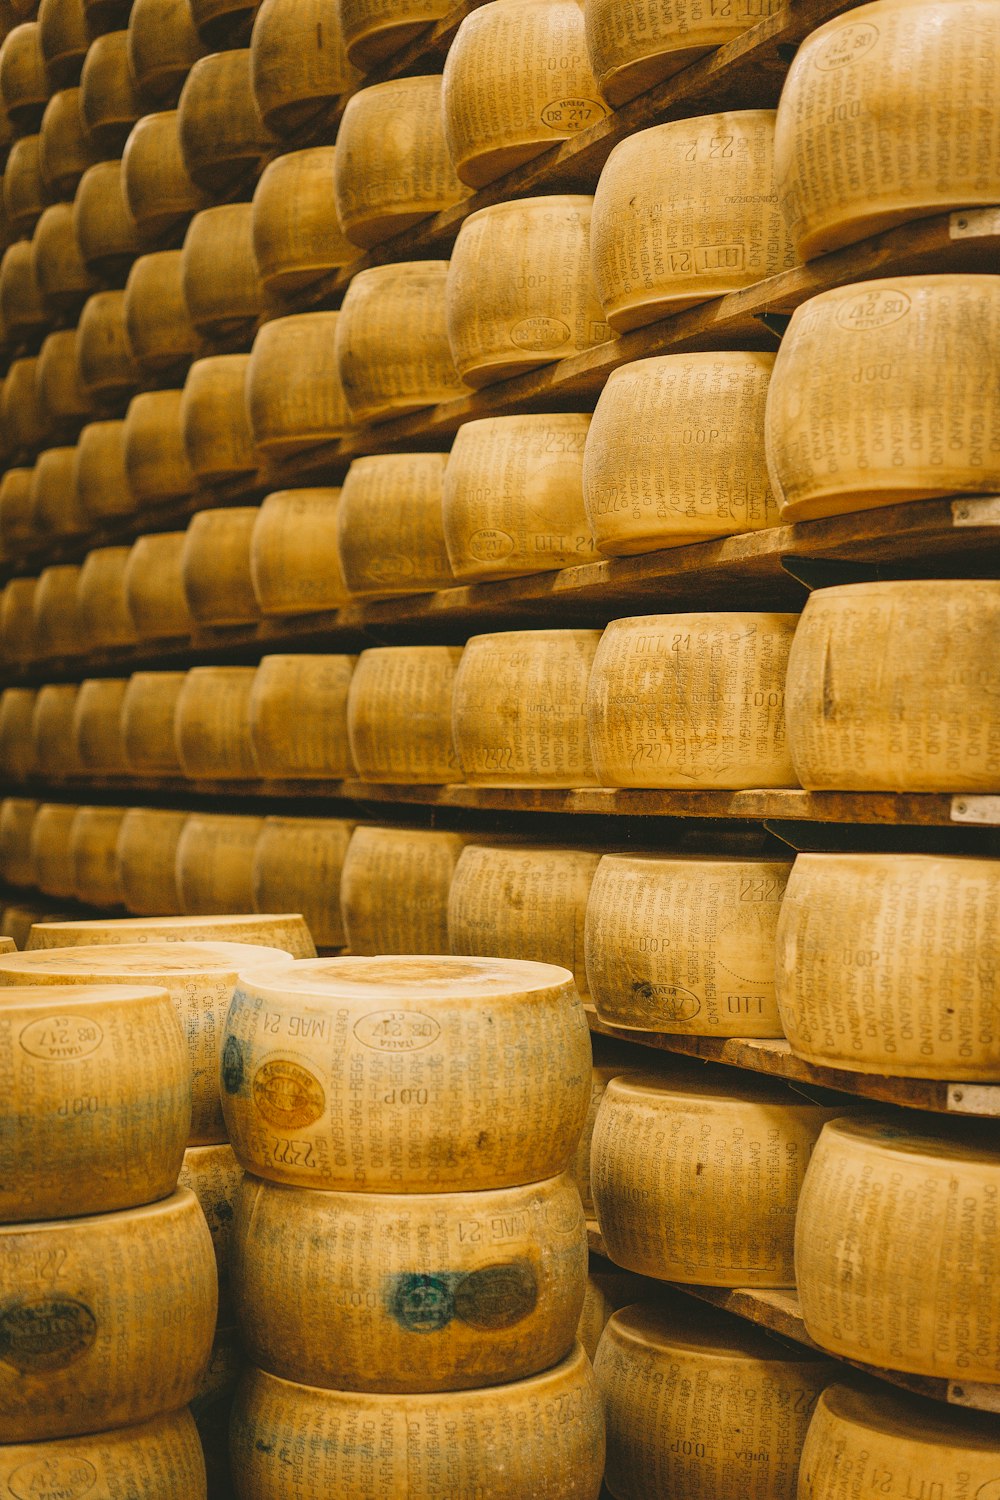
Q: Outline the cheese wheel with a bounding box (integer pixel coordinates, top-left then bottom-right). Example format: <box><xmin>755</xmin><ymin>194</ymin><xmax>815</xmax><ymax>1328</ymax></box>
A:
<box><xmin>37</xmin><ymin>331</ymin><xmax>93</xmax><ymax>434</ymax></box>
<box><xmin>0</xmin><ymin>469</ymin><xmax>33</xmax><ymax>548</ymax></box>
<box><xmin>0</xmin><ymin>980</ymin><xmax>190</xmax><ymax>1220</ymax></box>
<box><xmin>776</xmin><ymin>853</ymin><xmax>1000</xmax><ymax>1080</ymax></box>
<box><xmin>0</xmin><ymin>797</ymin><xmax>38</xmax><ymax>884</ymax></box>
<box><xmin>775</xmin><ymin>0</ymin><xmax>1000</xmax><ymax>261</ymax></box>
<box><xmin>0</xmin><ymin>22</ymin><xmax>47</xmax><ymax>129</ymax></box>
<box><xmin>70</xmin><ymin>805</ymin><xmax>129</xmax><ymax>907</ymax></box>
<box><xmin>589</xmin><ymin>612</ymin><xmax>799</xmax><ymax>788</ymax></box>
<box><xmin>232</xmin><ymin>1169</ymin><xmax>587</xmax><ymax>1391</ymax></box>
<box><xmin>38</xmin><ymin>0</ymin><xmax>89</xmax><ymax>88</ymax></box>
<box><xmin>250</xmin><ymin>0</ymin><xmax>360</xmax><ymax>135</ymax></box>
<box><xmin>75</xmin><ymin>421</ymin><xmax>132</xmax><ymax>523</ymax></box>
<box><xmin>38</xmin><ymin>88</ymin><xmax>100</xmax><ymax>199</ymax></box>
<box><xmin>0</xmin><ymin>940</ymin><xmax>293</xmax><ymax>1144</ymax></box>
<box><xmin>115</xmin><ymin>807</ymin><xmax>188</xmax><ymax>915</ymax></box>
<box><xmin>127</xmin><ymin>0</ymin><xmax>206</xmax><ymax>103</ymax></box>
<box><xmin>584</xmin><ymin>353</ymin><xmax>779</xmax><ymax>554</ymax></box>
<box><xmin>179</xmin><ymin>1142</ymin><xmax>241</xmax><ymax>1324</ymax></box>
<box><xmin>231</xmin><ymin>1344</ymin><xmax>604</xmax><ymax>1500</ymax></box>
<box><xmin>123</xmin><ymin>252</ymin><xmax>198</xmax><ymax>374</ymax></box>
<box><xmin>124</xmin><ymin>531</ymin><xmax>192</xmax><ymax>640</ymax></box>
<box><xmin>175</xmin><ymin>667</ymin><xmax>258</xmax><ymax>781</ymax></box>
<box><xmin>348</xmin><ymin>646</ymin><xmax>462</xmax><ymax>784</ymax></box>
<box><xmin>175</xmin><ymin>813</ymin><xmax>266</xmax><ymax>916</ymax></box>
<box><xmin>443</xmin><ymin>413</ymin><xmax>597</xmax><ymax>580</ymax></box>
<box><xmin>251</xmin><ymin>146</ymin><xmax>354</xmax><ymax>295</ymax></box>
<box><xmin>31</xmin><ymin>448</ymin><xmax>88</xmax><ymax>539</ymax></box>
<box><xmin>181</xmin><ymin>356</ymin><xmax>256</xmax><ymax>482</ymax></box>
<box><xmin>30</xmin><ymin>803</ymin><xmax>79</xmax><ymax>896</ymax></box>
<box><xmin>0</xmin><ymin>1408</ymin><xmax>208</xmax><ymax>1499</ymax></box>
<box><xmin>339</xmin><ymin>0</ymin><xmax>446</xmax><ymax>65</ymax></box>
<box><xmin>249</xmin><ymin>654</ymin><xmax>356</xmax><ymax>779</ymax></box>
<box><xmin>178</xmin><ymin>50</ymin><xmax>274</xmax><ymax>193</ymax></box>
<box><xmin>0</xmin><ymin>693</ymin><xmax>37</xmax><ymax>782</ymax></box>
<box><xmin>453</xmin><ymin>629</ymin><xmax>601</xmax><ymax>787</ymax></box>
<box><xmin>786</xmin><ymin>581</ymin><xmax>1000</xmax><ymax>791</ymax></box>
<box><xmin>765</xmin><ymin>277</ymin><xmax>1000</xmax><ymax>521</ymax></box>
<box><xmin>569</xmin><ymin>1036</ymin><xmax>639</xmax><ymax>1218</ymax></box>
<box><xmin>334</xmin><ymin>76</ymin><xmax>464</xmax><ymax>248</ymax></box>
<box><xmin>0</xmin><ymin>247</ymin><xmax>47</xmax><ymax>344</ymax></box>
<box><xmin>30</xmin><ymin>912</ymin><xmax>316</xmax><ymax>956</ymax></box>
<box><xmin>32</xmin><ymin>565</ymin><xmax>80</xmax><ymax>659</ymax></box>
<box><xmin>122</xmin><ymin>110</ymin><xmax>210</xmax><ymax>243</ymax></box>
<box><xmin>252</xmin><ymin>816</ymin><xmax>354</xmax><ymax>947</ymax></box>
<box><xmin>340</xmin><ymin>826</ymin><xmax>466</xmax><ymax>956</ymax></box>
<box><xmin>249</xmin><ymin>488</ymin><xmax>347</xmax><ymax>614</ymax></box>
<box><xmin>0</xmin><ymin>1189</ymin><xmax>216</xmax><ymax>1442</ymax></box>
<box><xmin>2</xmin><ymin>359</ymin><xmax>47</xmax><ymax>456</ymax></box>
<box><xmin>6</xmin><ymin>136</ymin><xmax>48</xmax><ymax>245</ymax></box>
<box><xmin>123</xmin><ymin>390</ymin><xmax>193</xmax><ymax>507</ymax></box>
<box><xmin>222</xmin><ymin>954</ymin><xmax>591</xmax><ymax>1191</ymax></box>
<box><xmin>447</xmin><ymin>197</ymin><xmax>607</xmax><ymax>387</ymax></box>
<box><xmin>592</xmin><ymin>111</ymin><xmax>797</xmax><ymax>331</ymax></box>
<box><xmin>76</xmin><ymin>547</ymin><xmax>137</xmax><ymax>650</ymax></box>
<box><xmin>247</xmin><ymin>312</ymin><xmax>351</xmax><ymax>456</ymax></box>
<box><xmin>798</xmin><ymin>1379</ymin><xmax>1000</xmax><ymax>1500</ymax></box>
<box><xmin>73</xmin><ymin>678</ymin><xmax>129</xmax><ymax>775</ymax></box>
<box><xmin>80</xmin><ymin>31</ymin><xmax>140</xmax><ymax>154</ymax></box>
<box><xmin>182</xmin><ymin>508</ymin><xmax>260</xmax><ymax>626</ymax></box>
<box><xmin>443</xmin><ymin>0</ymin><xmax>607</xmax><ymax>187</ymax></box>
<box><xmin>72</xmin><ymin>160</ymin><xmax>141</xmax><ymax>280</ymax></box>
<box><xmin>592</xmin><ymin>1067</ymin><xmax>839</xmax><ymax>1284</ymax></box>
<box><xmin>189</xmin><ymin>0</ymin><xmax>255</xmax><ymax>44</ymax></box>
<box><xmin>585</xmin><ymin>0</ymin><xmax>780</xmax><ymax>106</ymax></box>
<box><xmin>0</xmin><ymin>579</ymin><xmax>38</xmax><ymax>666</ymax></box>
<box><xmin>585</xmin><ymin>854</ymin><xmax>793</xmax><ymax>1035</ymax></box>
<box><xmin>337</xmin><ymin>453</ymin><xmax>451</xmax><ymax>597</ymax></box>
<box><xmin>595</xmin><ymin>1301</ymin><xmax>833</xmax><ymax>1500</ymax></box>
<box><xmin>335</xmin><ymin>261</ymin><xmax>466</xmax><ymax>422</ymax></box>
<box><xmin>448</xmin><ymin>843</ymin><xmax>600</xmax><ymax>995</ymax></box>
<box><xmin>181</xmin><ymin>203</ymin><xmax>262</xmax><ymax>338</ymax></box>
<box><xmin>76</xmin><ymin>292</ymin><xmax>139</xmax><ymax>406</ymax></box>
<box><xmin>121</xmin><ymin>671</ymin><xmax>186</xmax><ymax>774</ymax></box>
<box><xmin>32</xmin><ymin>201</ymin><xmax>98</xmax><ymax>312</ymax></box>
<box><xmin>796</xmin><ymin>1115</ymin><xmax>1000</xmax><ymax>1380</ymax></box>
<box><xmin>32</xmin><ymin>688</ymin><xmax>82</xmax><ymax>780</ymax></box>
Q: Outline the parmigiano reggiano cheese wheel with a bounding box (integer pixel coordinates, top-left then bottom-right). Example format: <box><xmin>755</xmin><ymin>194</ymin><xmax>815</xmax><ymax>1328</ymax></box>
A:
<box><xmin>30</xmin><ymin>802</ymin><xmax>79</xmax><ymax>896</ymax></box>
<box><xmin>765</xmin><ymin>277</ymin><xmax>1000</xmax><ymax>520</ymax></box>
<box><xmin>79</xmin><ymin>30</ymin><xmax>140</xmax><ymax>155</ymax></box>
<box><xmin>0</xmin><ymin>469</ymin><xmax>33</xmax><ymax>548</ymax></box>
<box><xmin>249</xmin><ymin>654</ymin><xmax>355</xmax><ymax>779</ymax></box>
<box><xmin>584</xmin><ymin>353</ymin><xmax>779</xmax><ymax>554</ymax></box>
<box><xmin>443</xmin><ymin>0</ymin><xmax>607</xmax><ymax>187</ymax></box>
<box><xmin>249</xmin><ymin>487</ymin><xmax>347</xmax><ymax>615</ymax></box>
<box><xmin>232</xmin><ymin>1169</ymin><xmax>587</xmax><ymax>1391</ymax></box>
<box><xmin>252</xmin><ymin>816</ymin><xmax>354</xmax><ymax>947</ymax></box>
<box><xmin>123</xmin><ymin>389</ymin><xmax>193</xmax><ymax>506</ymax></box>
<box><xmin>0</xmin><ymin>1408</ymin><xmax>208</xmax><ymax>1499</ymax></box>
<box><xmin>0</xmin><ymin>1188</ymin><xmax>216</xmax><ymax>1442</ymax></box>
<box><xmin>339</xmin><ymin>0</ymin><xmax>446</xmax><ymax>66</ymax></box>
<box><xmin>123</xmin><ymin>251</ymin><xmax>197</xmax><ymax>374</ymax></box>
<box><xmin>0</xmin><ymin>693</ymin><xmax>37</xmax><ymax>781</ymax></box>
<box><xmin>775</xmin><ymin>0</ymin><xmax>1000</xmax><ymax>261</ymax></box>
<box><xmin>0</xmin><ymin>796</ymin><xmax>38</xmax><ymax>884</ymax></box>
<box><xmin>127</xmin><ymin>0</ymin><xmax>206</xmax><ymax>103</ymax></box>
<box><xmin>786</xmin><ymin>581</ymin><xmax>1000</xmax><ymax>791</ymax></box>
<box><xmin>340</xmin><ymin>825</ymin><xmax>466</xmax><ymax>956</ymax></box>
<box><xmin>334</xmin><ymin>76</ymin><xmax>464</xmax><ymax>248</ymax></box>
<box><xmin>124</xmin><ymin>531</ymin><xmax>192</xmax><ymax>639</ymax></box>
<box><xmin>585</xmin><ymin>853</ymin><xmax>792</xmax><ymax>1035</ymax></box>
<box><xmin>37</xmin><ymin>330</ymin><xmax>93</xmax><ymax>435</ymax></box>
<box><xmin>0</xmin><ymin>21</ymin><xmax>46</xmax><ymax>129</ymax></box>
<box><xmin>337</xmin><ymin>453</ymin><xmax>452</xmax><ymax>597</ymax></box>
<box><xmin>38</xmin><ymin>88</ymin><xmax>100</xmax><ymax>199</ymax></box>
<box><xmin>76</xmin><ymin>547</ymin><xmax>137</xmax><ymax>650</ymax></box>
<box><xmin>5</xmin><ymin>135</ymin><xmax>47</xmax><ymax>239</ymax></box>
<box><xmin>443</xmin><ymin>414</ymin><xmax>596</xmax><ymax>580</ymax></box>
<box><xmin>347</xmin><ymin>646</ymin><xmax>462</xmax><ymax>784</ymax></box>
<box><xmin>72</xmin><ymin>159</ymin><xmax>141</xmax><ymax>280</ymax></box>
<box><xmin>122</xmin><ymin>110</ymin><xmax>210</xmax><ymax>243</ymax></box>
<box><xmin>592</xmin><ymin>111</ymin><xmax>796</xmax><ymax>331</ymax></box>
<box><xmin>32</xmin><ymin>565</ymin><xmax>80</xmax><ymax>659</ymax></box>
<box><xmin>0</xmin><ymin>578</ymin><xmax>37</xmax><ymax>666</ymax></box>
<box><xmin>2</xmin><ymin>357</ymin><xmax>47</xmax><ymax>452</ymax></box>
<box><xmin>335</xmin><ymin>261</ymin><xmax>466</xmax><ymax>422</ymax></box>
<box><xmin>32</xmin><ymin>201</ymin><xmax>97</xmax><ymax>314</ymax></box>
<box><xmin>595</xmin><ymin>1300</ymin><xmax>833</xmax><ymax>1500</ymax></box>
<box><xmin>72</xmin><ymin>677</ymin><xmax>129</xmax><ymax>775</ymax></box>
<box><xmin>588</xmin><ymin>612</ymin><xmax>799</xmax><ymax>788</ymax></box>
<box><xmin>74</xmin><ymin>420</ymin><xmax>132</xmax><ymax>522</ymax></box>
<box><xmin>175</xmin><ymin>812</ymin><xmax>266</xmax><ymax>916</ymax></box>
<box><xmin>30</xmin><ymin>911</ymin><xmax>316</xmax><ymax>955</ymax></box>
<box><xmin>776</xmin><ymin>853</ymin><xmax>1000</xmax><ymax>1080</ymax></box>
<box><xmin>796</xmin><ymin>1115</ymin><xmax>1000</xmax><ymax>1380</ymax></box>
<box><xmin>447</xmin><ymin>197</ymin><xmax>607</xmax><ymax>386</ymax></box>
<box><xmin>182</xmin><ymin>507</ymin><xmax>260</xmax><ymax>626</ymax></box>
<box><xmin>585</xmin><ymin>0</ymin><xmax>780</xmax><ymax>106</ymax></box>
<box><xmin>247</xmin><ymin>311</ymin><xmax>351</xmax><ymax>456</ymax></box>
<box><xmin>179</xmin><ymin>1141</ymin><xmax>241</xmax><ymax>1325</ymax></box>
<box><xmin>453</xmin><ymin>629</ymin><xmax>601</xmax><ymax>786</ymax></box>
<box><xmin>232</xmin><ymin>1344</ymin><xmax>604</xmax><ymax>1499</ymax></box>
<box><xmin>251</xmin><ymin>147</ymin><xmax>354</xmax><ymax>295</ymax></box>
<box><xmin>570</xmin><ymin>1037</ymin><xmax>639</xmax><ymax>1218</ymax></box>
<box><xmin>181</xmin><ymin>203</ymin><xmax>261</xmax><ymax>337</ymax></box>
<box><xmin>178</xmin><ymin>49</ymin><xmax>274</xmax><ymax>193</ymax></box>
<box><xmin>249</xmin><ymin>0</ymin><xmax>359</xmax><ymax>134</ymax></box>
<box><xmin>70</xmin><ymin>805</ymin><xmax>129</xmax><ymax>907</ymax></box>
<box><xmin>592</xmin><ymin>1066</ymin><xmax>838</xmax><ymax>1284</ymax></box>
<box><xmin>0</xmin><ymin>980</ymin><xmax>190</xmax><ymax>1219</ymax></box>
<box><xmin>115</xmin><ymin>806</ymin><xmax>188</xmax><ymax>915</ymax></box>
<box><xmin>32</xmin><ymin>687</ymin><xmax>82</xmax><ymax>780</ymax></box>
<box><xmin>121</xmin><ymin>670</ymin><xmax>186</xmax><ymax>774</ymax></box>
<box><xmin>30</xmin><ymin>447</ymin><xmax>88</xmax><ymax>539</ymax></box>
<box><xmin>797</xmin><ymin>1379</ymin><xmax>1000</xmax><ymax>1500</ymax></box>
<box><xmin>448</xmin><ymin>843</ymin><xmax>600</xmax><ymax>995</ymax></box>
<box><xmin>175</xmin><ymin>666</ymin><xmax>259</xmax><ymax>781</ymax></box>
<box><xmin>76</xmin><ymin>291</ymin><xmax>140</xmax><ymax>406</ymax></box>
<box><xmin>181</xmin><ymin>356</ymin><xmax>256</xmax><ymax>482</ymax></box>
<box><xmin>222</xmin><ymin>953</ymin><xmax>591</xmax><ymax>1191</ymax></box>
<box><xmin>38</xmin><ymin>0</ymin><xmax>88</xmax><ymax>88</ymax></box>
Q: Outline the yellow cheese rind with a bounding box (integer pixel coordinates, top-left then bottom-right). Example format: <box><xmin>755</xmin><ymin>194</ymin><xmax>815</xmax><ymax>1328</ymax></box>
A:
<box><xmin>592</xmin><ymin>1068</ymin><xmax>839</xmax><ymax>1285</ymax></box>
<box><xmin>337</xmin><ymin>453</ymin><xmax>452</xmax><ymax>596</ymax></box>
<box><xmin>31</xmin><ymin>447</ymin><xmax>87</xmax><ymax>539</ymax></box>
<box><xmin>339</xmin><ymin>0</ymin><xmax>448</xmax><ymax>69</ymax></box>
<box><xmin>0</xmin><ymin>693</ymin><xmax>37</xmax><ymax>782</ymax></box>
<box><xmin>122</xmin><ymin>389</ymin><xmax>193</xmax><ymax>507</ymax></box>
<box><xmin>121</xmin><ymin>113</ymin><xmax>208</xmax><ymax>243</ymax></box>
<box><xmin>339</xmin><ymin>825</ymin><xmax>466</xmax><ymax>955</ymax></box>
<box><xmin>174</xmin><ymin>666</ymin><xmax>258</xmax><ymax>781</ymax></box>
<box><xmin>39</xmin><ymin>89</ymin><xmax>99</xmax><ymax>200</ymax></box>
<box><xmin>0</xmin><ymin>1409</ymin><xmax>208</xmax><ymax>1499</ymax></box>
<box><xmin>32</xmin><ymin>684</ymin><xmax>82</xmax><ymax>779</ymax></box>
<box><xmin>249</xmin><ymin>488</ymin><xmax>348</xmax><ymax>616</ymax></box>
<box><xmin>175</xmin><ymin>813</ymin><xmax>266</xmax><ymax>916</ymax></box>
<box><xmin>249</xmin><ymin>654</ymin><xmax>356</xmax><ymax>779</ymax></box>
<box><xmin>181</xmin><ymin>204</ymin><xmax>261</xmax><ymax>338</ymax></box>
<box><xmin>221</xmin><ymin>953</ymin><xmax>592</xmax><ymax>1191</ymax></box>
<box><xmin>247</xmin><ymin>313</ymin><xmax>351</xmax><ymax>457</ymax></box>
<box><xmin>73</xmin><ymin>677</ymin><xmax>129</xmax><ymax>775</ymax></box>
<box><xmin>252</xmin><ymin>817</ymin><xmax>355</xmax><ymax>947</ymax></box>
<box><xmin>30</xmin><ymin>803</ymin><xmax>79</xmax><ymax>898</ymax></box>
<box><xmin>251</xmin><ymin>147</ymin><xmax>354</xmax><ymax>294</ymax></box>
<box><xmin>73</xmin><ymin>161</ymin><xmax>141</xmax><ymax>280</ymax></box>
<box><xmin>0</xmin><ymin>797</ymin><xmax>38</xmax><ymax>886</ymax></box>
<box><xmin>570</xmin><ymin>1036</ymin><xmax>640</xmax><ymax>1217</ymax></box>
<box><xmin>79</xmin><ymin>30</ymin><xmax>140</xmax><ymax>155</ymax></box>
<box><xmin>232</xmin><ymin>1345</ymin><xmax>605</xmax><ymax>1498</ymax></box>
<box><xmin>29</xmin><ymin>912</ymin><xmax>317</xmax><ymax>957</ymax></box>
<box><xmin>182</xmin><ymin>510</ymin><xmax>260</xmax><ymax>626</ymax></box>
<box><xmin>796</xmin><ymin>1115</ymin><xmax>1000</xmax><ymax>1381</ymax></box>
<box><xmin>179</xmin><ymin>1142</ymin><xmax>241</xmax><ymax>1326</ymax></box>
<box><xmin>124</xmin><ymin>531</ymin><xmax>192</xmax><ymax>640</ymax></box>
<box><xmin>0</xmin><ymin>579</ymin><xmax>39</xmax><ymax>667</ymax></box>
<box><xmin>74</xmin><ymin>420</ymin><xmax>132</xmax><ymax>524</ymax></box>
<box><xmin>347</xmin><ymin>646</ymin><xmax>462</xmax><ymax>784</ymax></box>
<box><xmin>115</xmin><ymin>807</ymin><xmax>188</xmax><ymax>915</ymax></box>
<box><xmin>127</xmin><ymin>0</ymin><xmax>206</xmax><ymax>102</ymax></box>
<box><xmin>180</xmin><ymin>355</ymin><xmax>255</xmax><ymax>482</ymax></box>
<box><xmin>249</xmin><ymin>0</ymin><xmax>359</xmax><ymax>137</ymax></box>
<box><xmin>76</xmin><ymin>546</ymin><xmax>137</xmax><ymax>650</ymax></box>
<box><xmin>34</xmin><ymin>205</ymin><xmax>98</xmax><ymax>315</ymax></box>
<box><xmin>177</xmin><ymin>49</ymin><xmax>274</xmax><ymax>194</ymax></box>
<box><xmin>76</xmin><ymin>293</ymin><xmax>137</xmax><ymax>405</ymax></box>
<box><xmin>0</xmin><ymin>981</ymin><xmax>191</xmax><ymax>1221</ymax></box>
<box><xmin>585</xmin><ymin>854</ymin><xmax>792</xmax><ymax>1035</ymax></box>
<box><xmin>231</xmin><ymin>1170</ymin><xmax>587</xmax><ymax>1391</ymax></box>
<box><xmin>0</xmin><ymin>1189</ymin><xmax>216</xmax><ymax>1442</ymax></box>
<box><xmin>69</xmin><ymin>805</ymin><xmax>128</xmax><ymax>908</ymax></box>
<box><xmin>121</xmin><ymin>671</ymin><xmax>187</xmax><ymax>775</ymax></box>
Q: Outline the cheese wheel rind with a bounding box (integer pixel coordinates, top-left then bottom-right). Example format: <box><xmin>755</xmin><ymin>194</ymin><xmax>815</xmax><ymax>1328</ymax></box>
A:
<box><xmin>28</xmin><ymin>912</ymin><xmax>317</xmax><ymax>956</ymax></box>
<box><xmin>0</xmin><ymin>1409</ymin><xmax>208</xmax><ymax>1500</ymax></box>
<box><xmin>339</xmin><ymin>825</ymin><xmax>466</xmax><ymax>956</ymax></box>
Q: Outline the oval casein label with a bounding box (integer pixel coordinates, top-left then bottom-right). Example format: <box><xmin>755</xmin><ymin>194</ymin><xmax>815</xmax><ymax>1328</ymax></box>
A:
<box><xmin>813</xmin><ymin>21</ymin><xmax>879</xmax><ymax>69</ymax></box>
<box><xmin>540</xmin><ymin>97</ymin><xmax>607</xmax><ymax>132</ymax></box>
<box><xmin>353</xmin><ymin>1010</ymin><xmax>441</xmax><ymax>1053</ymax></box>
<box><xmin>19</xmin><ymin>1015</ymin><xmax>104</xmax><ymax>1062</ymax></box>
<box><xmin>0</xmin><ymin>1297</ymin><xmax>97</xmax><ymax>1373</ymax></box>
<box><xmin>510</xmin><ymin>317</ymin><xmax>571</xmax><ymax>352</ymax></box>
<box><xmin>835</xmin><ymin>287</ymin><xmax>911</xmax><ymax>332</ymax></box>
<box><xmin>9</xmin><ymin>1456</ymin><xmax>98</xmax><ymax>1499</ymax></box>
<box><xmin>252</xmin><ymin>1060</ymin><xmax>326</xmax><ymax>1129</ymax></box>
<box><xmin>468</xmin><ymin>529</ymin><xmax>515</xmax><ymax>562</ymax></box>
<box><xmin>629</xmin><ymin>981</ymin><xmax>701</xmax><ymax>1023</ymax></box>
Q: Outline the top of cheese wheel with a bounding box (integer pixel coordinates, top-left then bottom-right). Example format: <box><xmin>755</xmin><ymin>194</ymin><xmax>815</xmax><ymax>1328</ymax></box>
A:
<box><xmin>238</xmin><ymin>953</ymin><xmax>576</xmax><ymax>1002</ymax></box>
<box><xmin>0</xmin><ymin>940</ymin><xmax>295</xmax><ymax>980</ymax></box>
<box><xmin>26</xmin><ymin>914</ymin><xmax>317</xmax><ymax>955</ymax></box>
